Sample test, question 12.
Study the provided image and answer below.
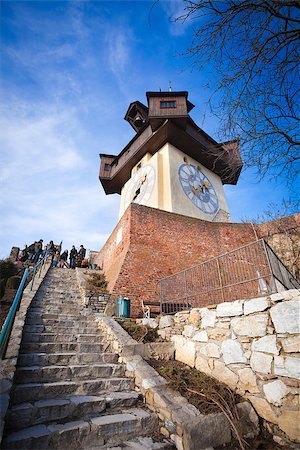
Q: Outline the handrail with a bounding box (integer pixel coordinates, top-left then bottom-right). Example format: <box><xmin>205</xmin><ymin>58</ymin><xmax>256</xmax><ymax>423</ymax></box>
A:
<box><xmin>0</xmin><ymin>250</ymin><xmax>51</xmax><ymax>359</ymax></box>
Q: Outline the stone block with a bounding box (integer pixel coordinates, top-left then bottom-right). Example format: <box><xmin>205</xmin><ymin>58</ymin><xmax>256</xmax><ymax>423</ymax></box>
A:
<box><xmin>188</xmin><ymin>309</ymin><xmax>201</xmax><ymax>326</ymax></box>
<box><xmin>207</xmin><ymin>327</ymin><xmax>231</xmax><ymax>340</ymax></box>
<box><xmin>247</xmin><ymin>396</ymin><xmax>278</xmax><ymax>424</ymax></box>
<box><xmin>200</xmin><ymin>309</ymin><xmax>216</xmax><ymax>328</ymax></box>
<box><xmin>198</xmin><ymin>343</ymin><xmax>220</xmax><ymax>358</ymax></box>
<box><xmin>183</xmin><ymin>325</ymin><xmax>197</xmax><ymax>338</ymax></box>
<box><xmin>170</xmin><ymin>434</ymin><xmax>184</xmax><ymax>450</ymax></box>
<box><xmin>192</xmin><ymin>330</ymin><xmax>208</xmax><ymax>342</ymax></box>
<box><xmin>143</xmin><ymin>342</ymin><xmax>175</xmax><ymax>360</ymax></box>
<box><xmin>231</xmin><ymin>314</ymin><xmax>268</xmax><ymax>337</ymax></box>
<box><xmin>250</xmin><ymin>352</ymin><xmax>273</xmax><ymax>374</ymax></box>
<box><xmin>281</xmin><ymin>289</ymin><xmax>300</xmax><ymax>300</ymax></box>
<box><xmin>216</xmin><ymin>300</ymin><xmax>243</xmax><ymax>317</ymax></box>
<box><xmin>274</xmin><ymin>355</ymin><xmax>300</xmax><ymax>380</ymax></box>
<box><xmin>236</xmin><ymin>402</ymin><xmax>259</xmax><ymax>439</ymax></box>
<box><xmin>270</xmin><ymin>299</ymin><xmax>300</xmax><ymax>334</ymax></box>
<box><xmin>281</xmin><ymin>335</ymin><xmax>300</xmax><ymax>353</ymax></box>
<box><xmin>195</xmin><ymin>355</ymin><xmax>211</xmax><ymax>375</ymax></box>
<box><xmin>174</xmin><ymin>337</ymin><xmax>196</xmax><ymax>367</ymax></box>
<box><xmin>141</xmin><ymin>318</ymin><xmax>158</xmax><ymax>329</ymax></box>
<box><xmin>278</xmin><ymin>410</ymin><xmax>300</xmax><ymax>443</ymax></box>
<box><xmin>159</xmin><ymin>316</ymin><xmax>173</xmax><ymax>329</ymax></box>
<box><xmin>269</xmin><ymin>292</ymin><xmax>284</xmax><ymax>302</ymax></box>
<box><xmin>251</xmin><ymin>335</ymin><xmax>280</xmax><ymax>355</ymax></box>
<box><xmin>244</xmin><ymin>297</ymin><xmax>269</xmax><ymax>315</ymax></box>
<box><xmin>221</xmin><ymin>340</ymin><xmax>247</xmax><ymax>364</ymax></box>
<box><xmin>212</xmin><ymin>361</ymin><xmax>238</xmax><ymax>389</ymax></box>
<box><xmin>182</xmin><ymin>412</ymin><xmax>232</xmax><ymax>450</ymax></box>
<box><xmin>237</xmin><ymin>368</ymin><xmax>259</xmax><ymax>393</ymax></box>
<box><xmin>263</xmin><ymin>380</ymin><xmax>289</xmax><ymax>406</ymax></box>
<box><xmin>171</xmin><ymin>403</ymin><xmax>200</xmax><ymax>424</ymax></box>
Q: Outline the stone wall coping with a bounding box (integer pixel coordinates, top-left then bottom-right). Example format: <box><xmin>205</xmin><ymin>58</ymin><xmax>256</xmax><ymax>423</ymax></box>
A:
<box><xmin>0</xmin><ymin>262</ymin><xmax>51</xmax><ymax>441</ymax></box>
<box><xmin>95</xmin><ymin>315</ymin><xmax>259</xmax><ymax>450</ymax></box>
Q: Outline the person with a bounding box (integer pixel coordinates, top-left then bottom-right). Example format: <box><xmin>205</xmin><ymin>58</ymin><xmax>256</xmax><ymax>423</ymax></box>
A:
<box><xmin>47</xmin><ymin>240</ymin><xmax>56</xmax><ymax>254</ymax></box>
<box><xmin>51</xmin><ymin>251</ymin><xmax>60</xmax><ymax>268</ymax></box>
<box><xmin>33</xmin><ymin>239</ymin><xmax>43</xmax><ymax>263</ymax></box>
<box><xmin>69</xmin><ymin>245</ymin><xmax>77</xmax><ymax>269</ymax></box>
<box><xmin>78</xmin><ymin>245</ymin><xmax>86</xmax><ymax>262</ymax></box>
<box><xmin>27</xmin><ymin>242</ymin><xmax>35</xmax><ymax>261</ymax></box>
<box><xmin>19</xmin><ymin>245</ymin><xmax>29</xmax><ymax>263</ymax></box>
<box><xmin>58</xmin><ymin>250</ymin><xmax>69</xmax><ymax>268</ymax></box>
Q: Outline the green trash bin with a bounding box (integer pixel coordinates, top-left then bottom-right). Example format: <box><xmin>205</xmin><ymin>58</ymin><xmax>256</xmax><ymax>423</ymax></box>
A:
<box><xmin>116</xmin><ymin>297</ymin><xmax>130</xmax><ymax>318</ymax></box>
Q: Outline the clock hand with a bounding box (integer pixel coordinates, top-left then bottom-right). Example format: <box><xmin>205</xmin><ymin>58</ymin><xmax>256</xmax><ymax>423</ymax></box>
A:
<box><xmin>192</xmin><ymin>181</ymin><xmax>210</xmax><ymax>195</ymax></box>
<box><xmin>132</xmin><ymin>174</ymin><xmax>147</xmax><ymax>202</ymax></box>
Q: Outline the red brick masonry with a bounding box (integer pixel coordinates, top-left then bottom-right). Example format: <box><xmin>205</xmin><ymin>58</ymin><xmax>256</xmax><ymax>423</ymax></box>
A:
<box><xmin>97</xmin><ymin>204</ymin><xmax>299</xmax><ymax>317</ymax></box>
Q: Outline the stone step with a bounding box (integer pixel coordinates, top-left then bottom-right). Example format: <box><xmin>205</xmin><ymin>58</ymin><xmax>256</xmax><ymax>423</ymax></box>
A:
<box><xmin>26</xmin><ymin>313</ymin><xmax>86</xmax><ymax>321</ymax></box>
<box><xmin>23</xmin><ymin>325</ymin><xmax>100</xmax><ymax>334</ymax></box>
<box><xmin>12</xmin><ymin>378</ymin><xmax>136</xmax><ymax>403</ymax></box>
<box><xmin>22</xmin><ymin>333</ymin><xmax>104</xmax><ymax>344</ymax></box>
<box><xmin>2</xmin><ymin>409</ymin><xmax>158</xmax><ymax>449</ymax></box>
<box><xmin>15</xmin><ymin>364</ymin><xmax>124</xmax><ymax>383</ymax></box>
<box><xmin>28</xmin><ymin>307</ymin><xmax>82</xmax><ymax>315</ymax></box>
<box><xmin>18</xmin><ymin>352</ymin><xmax>118</xmax><ymax>367</ymax></box>
<box><xmin>25</xmin><ymin>315</ymin><xmax>95</xmax><ymax>327</ymax></box>
<box><xmin>92</xmin><ymin>436</ymin><xmax>175</xmax><ymax>449</ymax></box>
<box><xmin>20</xmin><ymin>342</ymin><xmax>108</xmax><ymax>354</ymax></box>
<box><xmin>6</xmin><ymin>392</ymin><xmax>141</xmax><ymax>431</ymax></box>
<box><xmin>25</xmin><ymin>318</ymin><xmax>94</xmax><ymax>327</ymax></box>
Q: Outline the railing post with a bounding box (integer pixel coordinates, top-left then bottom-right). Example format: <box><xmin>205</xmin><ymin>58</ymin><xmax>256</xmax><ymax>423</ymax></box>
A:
<box><xmin>262</xmin><ymin>239</ymin><xmax>278</xmax><ymax>293</ymax></box>
<box><xmin>216</xmin><ymin>257</ymin><xmax>224</xmax><ymax>303</ymax></box>
<box><xmin>159</xmin><ymin>281</ymin><xmax>163</xmax><ymax>314</ymax></box>
<box><xmin>184</xmin><ymin>270</ymin><xmax>189</xmax><ymax>309</ymax></box>
<box><xmin>30</xmin><ymin>267</ymin><xmax>36</xmax><ymax>291</ymax></box>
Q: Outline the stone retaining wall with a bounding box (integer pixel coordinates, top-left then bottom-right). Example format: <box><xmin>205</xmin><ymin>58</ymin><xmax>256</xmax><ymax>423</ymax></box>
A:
<box><xmin>0</xmin><ymin>262</ymin><xmax>51</xmax><ymax>441</ymax></box>
<box><xmin>94</xmin><ymin>316</ymin><xmax>259</xmax><ymax>450</ymax></box>
<box><xmin>154</xmin><ymin>289</ymin><xmax>300</xmax><ymax>445</ymax></box>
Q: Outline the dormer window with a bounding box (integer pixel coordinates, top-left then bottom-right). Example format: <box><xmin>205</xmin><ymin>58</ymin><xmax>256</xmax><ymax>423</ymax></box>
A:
<box><xmin>160</xmin><ymin>101</ymin><xmax>176</xmax><ymax>109</ymax></box>
<box><xmin>104</xmin><ymin>163</ymin><xmax>110</xmax><ymax>171</ymax></box>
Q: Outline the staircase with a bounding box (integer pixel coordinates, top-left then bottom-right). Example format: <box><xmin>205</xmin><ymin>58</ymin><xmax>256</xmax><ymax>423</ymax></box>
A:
<box><xmin>2</xmin><ymin>269</ymin><xmax>173</xmax><ymax>449</ymax></box>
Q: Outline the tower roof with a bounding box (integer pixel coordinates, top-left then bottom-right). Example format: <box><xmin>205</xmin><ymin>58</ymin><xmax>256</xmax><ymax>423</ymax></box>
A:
<box><xmin>99</xmin><ymin>91</ymin><xmax>242</xmax><ymax>194</ymax></box>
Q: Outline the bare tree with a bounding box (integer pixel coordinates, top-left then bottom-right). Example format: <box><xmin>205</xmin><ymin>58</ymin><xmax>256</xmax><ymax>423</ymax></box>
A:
<box><xmin>175</xmin><ymin>1</ymin><xmax>300</xmax><ymax>189</ymax></box>
<box><xmin>245</xmin><ymin>200</ymin><xmax>300</xmax><ymax>279</ymax></box>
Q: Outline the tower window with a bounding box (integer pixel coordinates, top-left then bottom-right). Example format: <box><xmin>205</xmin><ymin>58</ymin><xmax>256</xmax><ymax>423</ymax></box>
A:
<box><xmin>160</xmin><ymin>101</ymin><xmax>176</xmax><ymax>109</ymax></box>
<box><xmin>104</xmin><ymin>163</ymin><xmax>110</xmax><ymax>171</ymax></box>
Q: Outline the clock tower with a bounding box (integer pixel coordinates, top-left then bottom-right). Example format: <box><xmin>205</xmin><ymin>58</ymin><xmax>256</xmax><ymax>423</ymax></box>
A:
<box><xmin>99</xmin><ymin>91</ymin><xmax>242</xmax><ymax>222</ymax></box>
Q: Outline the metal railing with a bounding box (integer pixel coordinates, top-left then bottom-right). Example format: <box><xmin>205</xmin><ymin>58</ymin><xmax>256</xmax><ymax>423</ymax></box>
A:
<box><xmin>0</xmin><ymin>251</ymin><xmax>51</xmax><ymax>359</ymax></box>
<box><xmin>159</xmin><ymin>239</ymin><xmax>300</xmax><ymax>314</ymax></box>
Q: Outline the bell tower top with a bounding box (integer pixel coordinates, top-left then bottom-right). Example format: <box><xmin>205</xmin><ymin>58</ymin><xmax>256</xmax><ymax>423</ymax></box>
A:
<box><xmin>99</xmin><ymin>90</ymin><xmax>242</xmax><ymax>195</ymax></box>
<box><xmin>146</xmin><ymin>91</ymin><xmax>194</xmax><ymax>131</ymax></box>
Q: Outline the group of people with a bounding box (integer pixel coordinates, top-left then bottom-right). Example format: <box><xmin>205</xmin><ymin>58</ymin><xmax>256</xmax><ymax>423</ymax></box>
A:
<box><xmin>19</xmin><ymin>240</ymin><xmax>55</xmax><ymax>264</ymax></box>
<box><xmin>52</xmin><ymin>245</ymin><xmax>86</xmax><ymax>269</ymax></box>
<box><xmin>18</xmin><ymin>241</ymin><xmax>87</xmax><ymax>270</ymax></box>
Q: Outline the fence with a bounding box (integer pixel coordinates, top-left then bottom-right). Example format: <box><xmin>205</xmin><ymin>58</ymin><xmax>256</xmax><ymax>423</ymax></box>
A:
<box><xmin>159</xmin><ymin>239</ymin><xmax>300</xmax><ymax>314</ymax></box>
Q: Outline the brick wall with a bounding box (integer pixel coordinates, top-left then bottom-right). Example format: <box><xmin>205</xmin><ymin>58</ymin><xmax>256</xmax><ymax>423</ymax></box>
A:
<box><xmin>96</xmin><ymin>204</ymin><xmax>259</xmax><ymax>316</ymax></box>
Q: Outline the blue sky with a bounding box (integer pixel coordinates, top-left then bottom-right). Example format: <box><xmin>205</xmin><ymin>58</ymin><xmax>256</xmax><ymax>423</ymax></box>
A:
<box><xmin>0</xmin><ymin>0</ymin><xmax>294</xmax><ymax>259</ymax></box>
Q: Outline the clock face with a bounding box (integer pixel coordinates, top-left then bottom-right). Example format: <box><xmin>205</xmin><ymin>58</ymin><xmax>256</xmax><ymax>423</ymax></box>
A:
<box><xmin>124</xmin><ymin>165</ymin><xmax>155</xmax><ymax>209</ymax></box>
<box><xmin>178</xmin><ymin>163</ymin><xmax>219</xmax><ymax>214</ymax></box>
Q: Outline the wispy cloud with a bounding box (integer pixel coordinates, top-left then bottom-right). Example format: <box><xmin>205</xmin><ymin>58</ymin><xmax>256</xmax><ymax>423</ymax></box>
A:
<box><xmin>0</xmin><ymin>96</ymin><xmax>119</xmax><ymax>258</ymax></box>
<box><xmin>0</xmin><ymin>106</ymin><xmax>85</xmax><ymax>184</ymax></box>
<box><xmin>106</xmin><ymin>28</ymin><xmax>130</xmax><ymax>76</ymax></box>
<box><xmin>160</xmin><ymin>0</ymin><xmax>192</xmax><ymax>36</ymax></box>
